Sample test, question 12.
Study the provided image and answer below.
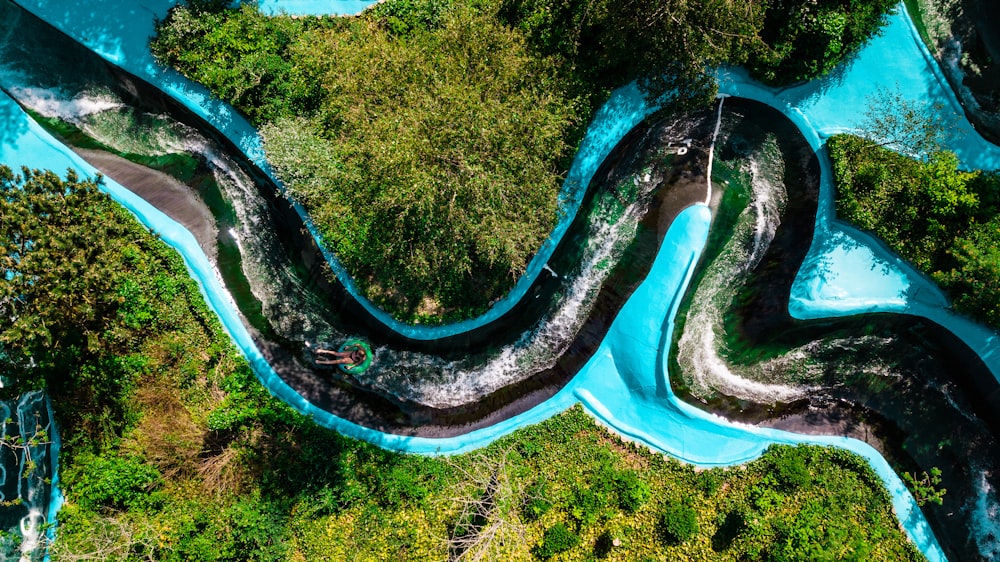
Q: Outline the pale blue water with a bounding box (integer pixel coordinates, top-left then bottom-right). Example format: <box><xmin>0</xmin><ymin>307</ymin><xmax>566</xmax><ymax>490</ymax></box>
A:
<box><xmin>256</xmin><ymin>0</ymin><xmax>375</xmax><ymax>16</ymax></box>
<box><xmin>8</xmin><ymin>1</ymin><xmax>1000</xmax><ymax>560</ymax></box>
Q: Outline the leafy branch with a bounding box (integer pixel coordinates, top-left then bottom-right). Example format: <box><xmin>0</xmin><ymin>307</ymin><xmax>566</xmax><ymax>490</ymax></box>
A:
<box><xmin>902</xmin><ymin>467</ymin><xmax>947</xmax><ymax>506</ymax></box>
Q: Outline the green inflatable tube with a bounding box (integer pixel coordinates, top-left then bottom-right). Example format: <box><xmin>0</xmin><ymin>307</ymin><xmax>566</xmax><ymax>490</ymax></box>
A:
<box><xmin>338</xmin><ymin>339</ymin><xmax>373</xmax><ymax>375</ymax></box>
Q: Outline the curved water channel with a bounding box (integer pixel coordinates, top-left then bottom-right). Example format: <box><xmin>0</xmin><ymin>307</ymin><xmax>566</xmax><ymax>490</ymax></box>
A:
<box><xmin>1</xmin><ymin>1</ymin><xmax>999</xmax><ymax>560</ymax></box>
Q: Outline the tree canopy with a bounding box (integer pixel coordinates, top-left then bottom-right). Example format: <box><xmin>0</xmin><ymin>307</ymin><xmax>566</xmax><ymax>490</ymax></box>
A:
<box><xmin>0</xmin><ymin>165</ymin><xmax>232</xmax><ymax>438</ymax></box>
<box><xmin>2</xmin><ymin>167</ymin><xmax>129</xmax><ymax>393</ymax></box>
<box><xmin>260</xmin><ymin>7</ymin><xmax>583</xmax><ymax>320</ymax></box>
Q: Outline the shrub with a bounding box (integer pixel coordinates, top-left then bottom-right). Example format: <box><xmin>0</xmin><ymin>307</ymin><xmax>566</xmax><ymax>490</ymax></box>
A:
<box><xmin>770</xmin><ymin>445</ymin><xmax>813</xmax><ymax>490</ymax></box>
<box><xmin>374</xmin><ymin>463</ymin><xmax>431</xmax><ymax>507</ymax></box>
<box><xmin>660</xmin><ymin>501</ymin><xmax>699</xmax><ymax>545</ymax></box>
<box><xmin>569</xmin><ymin>485</ymin><xmax>607</xmax><ymax>526</ymax></box>
<box><xmin>68</xmin><ymin>454</ymin><xmax>161</xmax><ymax>511</ymax></box>
<box><xmin>698</xmin><ymin>468</ymin><xmax>725</xmax><ymax>496</ymax></box>
<box><xmin>829</xmin><ymin>133</ymin><xmax>1000</xmax><ymax>330</ymax></box>
<box><xmin>535</xmin><ymin>522</ymin><xmax>580</xmax><ymax>559</ymax></box>
<box><xmin>615</xmin><ymin>470</ymin><xmax>651</xmax><ymax>512</ymax></box>
<box><xmin>523</xmin><ymin>480</ymin><xmax>552</xmax><ymax>521</ymax></box>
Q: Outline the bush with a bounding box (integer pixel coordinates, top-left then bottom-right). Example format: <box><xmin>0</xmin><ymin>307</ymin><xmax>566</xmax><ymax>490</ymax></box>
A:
<box><xmin>746</xmin><ymin>0</ymin><xmax>898</xmax><ymax>84</ymax></box>
<box><xmin>375</xmin><ymin>465</ymin><xmax>430</xmax><ymax>507</ymax></box>
<box><xmin>535</xmin><ymin>522</ymin><xmax>580</xmax><ymax>559</ymax></box>
<box><xmin>569</xmin><ymin>485</ymin><xmax>607</xmax><ymax>526</ymax></box>
<box><xmin>770</xmin><ymin>445</ymin><xmax>813</xmax><ymax>490</ymax></box>
<box><xmin>660</xmin><ymin>501</ymin><xmax>699</xmax><ymax>545</ymax></box>
<box><xmin>615</xmin><ymin>470</ymin><xmax>651</xmax><ymax>512</ymax></box>
<box><xmin>68</xmin><ymin>454</ymin><xmax>161</xmax><ymax>511</ymax></box>
<box><xmin>523</xmin><ymin>480</ymin><xmax>552</xmax><ymax>521</ymax></box>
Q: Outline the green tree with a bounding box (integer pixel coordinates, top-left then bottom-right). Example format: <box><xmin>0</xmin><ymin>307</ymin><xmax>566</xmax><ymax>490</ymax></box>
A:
<box><xmin>150</xmin><ymin>0</ymin><xmax>901</xmax><ymax>323</ymax></box>
<box><xmin>660</xmin><ymin>500</ymin><xmax>698</xmax><ymax>545</ymax></box>
<box><xmin>1</xmin><ymin>166</ymin><xmax>130</xmax><ymax>393</ymax></box>
<box><xmin>829</xmin><ymin>134</ymin><xmax>1000</xmax><ymax>330</ymax></box>
<box><xmin>746</xmin><ymin>0</ymin><xmax>897</xmax><ymax>84</ymax></box>
<box><xmin>260</xmin><ymin>6</ymin><xmax>582</xmax><ymax>319</ymax></box>
<box><xmin>934</xmin><ymin>218</ymin><xmax>1000</xmax><ymax>328</ymax></box>
<box><xmin>535</xmin><ymin>522</ymin><xmax>579</xmax><ymax>559</ymax></box>
<box><xmin>860</xmin><ymin>87</ymin><xmax>956</xmax><ymax>158</ymax></box>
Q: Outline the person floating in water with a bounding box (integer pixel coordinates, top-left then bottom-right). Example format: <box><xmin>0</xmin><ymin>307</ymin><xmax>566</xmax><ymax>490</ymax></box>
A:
<box><xmin>314</xmin><ymin>342</ymin><xmax>367</xmax><ymax>367</ymax></box>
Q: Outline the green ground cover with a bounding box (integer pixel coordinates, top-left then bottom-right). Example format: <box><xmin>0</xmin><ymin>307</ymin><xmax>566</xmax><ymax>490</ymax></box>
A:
<box><xmin>150</xmin><ymin>0</ymin><xmax>896</xmax><ymax>323</ymax></box>
<box><xmin>1</xmin><ymin>166</ymin><xmax>922</xmax><ymax>559</ymax></box>
<box><xmin>828</xmin><ymin>134</ymin><xmax>1000</xmax><ymax>330</ymax></box>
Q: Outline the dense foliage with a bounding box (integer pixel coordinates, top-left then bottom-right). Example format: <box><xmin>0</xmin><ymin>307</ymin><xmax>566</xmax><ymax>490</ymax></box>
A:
<box><xmin>153</xmin><ymin>2</ymin><xmax>582</xmax><ymax>321</ymax></box>
<box><xmin>151</xmin><ymin>0</ymin><xmax>898</xmax><ymax>322</ymax></box>
<box><xmin>0</xmin><ymin>166</ymin><xmax>227</xmax><ymax>434</ymax></box>
<box><xmin>660</xmin><ymin>501</ymin><xmax>699</xmax><ymax>545</ymax></box>
<box><xmin>260</xmin><ymin>7</ymin><xmax>581</xmax><ymax>320</ymax></box>
<box><xmin>829</xmin><ymin>134</ymin><xmax>1000</xmax><ymax>329</ymax></box>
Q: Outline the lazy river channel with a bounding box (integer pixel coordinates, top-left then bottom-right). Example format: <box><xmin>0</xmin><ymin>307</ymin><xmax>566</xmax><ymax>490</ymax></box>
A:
<box><xmin>1</xmin><ymin>1</ymin><xmax>999</xmax><ymax>560</ymax></box>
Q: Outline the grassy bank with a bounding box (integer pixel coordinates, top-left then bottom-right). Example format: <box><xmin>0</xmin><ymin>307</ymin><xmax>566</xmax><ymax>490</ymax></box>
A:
<box><xmin>150</xmin><ymin>0</ymin><xmax>897</xmax><ymax>323</ymax></box>
<box><xmin>828</xmin><ymin>134</ymin><xmax>1000</xmax><ymax>330</ymax></box>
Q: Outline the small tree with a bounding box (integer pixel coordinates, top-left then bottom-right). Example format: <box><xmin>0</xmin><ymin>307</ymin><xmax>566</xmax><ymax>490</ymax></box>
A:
<box><xmin>860</xmin><ymin>87</ymin><xmax>956</xmax><ymax>158</ymax></box>
<box><xmin>660</xmin><ymin>501</ymin><xmax>699</xmax><ymax>545</ymax></box>
<box><xmin>534</xmin><ymin>523</ymin><xmax>579</xmax><ymax>559</ymax></box>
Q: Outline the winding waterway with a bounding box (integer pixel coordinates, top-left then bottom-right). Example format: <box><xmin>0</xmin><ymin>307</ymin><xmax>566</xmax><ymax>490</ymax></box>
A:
<box><xmin>1</xmin><ymin>1</ymin><xmax>998</xmax><ymax>560</ymax></box>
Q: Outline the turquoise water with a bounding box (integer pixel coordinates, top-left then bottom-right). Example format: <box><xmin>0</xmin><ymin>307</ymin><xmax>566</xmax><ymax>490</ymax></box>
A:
<box><xmin>0</xmin><ymin>84</ymin><xmax>947</xmax><ymax>559</ymax></box>
<box><xmin>9</xmin><ymin>1</ymin><xmax>1000</xmax><ymax>560</ymax></box>
<box><xmin>256</xmin><ymin>0</ymin><xmax>376</xmax><ymax>16</ymax></box>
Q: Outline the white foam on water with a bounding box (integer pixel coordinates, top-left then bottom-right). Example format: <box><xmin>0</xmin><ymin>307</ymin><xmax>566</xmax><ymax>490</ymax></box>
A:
<box><xmin>677</xmin><ymin>133</ymin><xmax>808</xmax><ymax>403</ymax></box>
<box><xmin>18</xmin><ymin>508</ymin><xmax>44</xmax><ymax>561</ymax></box>
<box><xmin>6</xmin><ymin>85</ymin><xmax>122</xmax><ymax>120</ymax></box>
<box><xmin>704</xmin><ymin>96</ymin><xmax>726</xmax><ymax>205</ymax></box>
<box><xmin>969</xmin><ymin>467</ymin><xmax>1000</xmax><ymax>560</ymax></box>
<box><xmin>209</xmin><ymin>152</ymin><xmax>338</xmax><ymax>339</ymax></box>
<box><xmin>374</xmin><ymin>196</ymin><xmax>651</xmax><ymax>408</ymax></box>
<box><xmin>350</xmin><ymin>119</ymin><xmax>712</xmax><ymax>407</ymax></box>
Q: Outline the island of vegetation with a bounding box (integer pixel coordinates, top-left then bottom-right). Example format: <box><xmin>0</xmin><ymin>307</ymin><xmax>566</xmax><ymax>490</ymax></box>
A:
<box><xmin>0</xmin><ymin>165</ymin><xmax>924</xmax><ymax>559</ymax></box>
<box><xmin>151</xmin><ymin>0</ymin><xmax>896</xmax><ymax>323</ymax></box>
